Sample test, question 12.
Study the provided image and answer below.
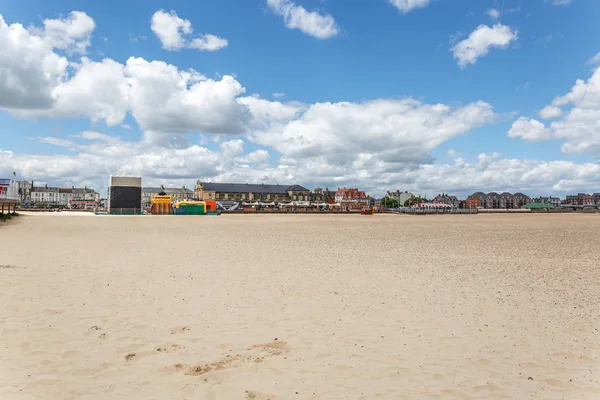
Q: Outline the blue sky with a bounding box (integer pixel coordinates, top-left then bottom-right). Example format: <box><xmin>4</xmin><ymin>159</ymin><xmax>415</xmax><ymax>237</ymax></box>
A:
<box><xmin>0</xmin><ymin>0</ymin><xmax>599</xmax><ymax>197</ymax></box>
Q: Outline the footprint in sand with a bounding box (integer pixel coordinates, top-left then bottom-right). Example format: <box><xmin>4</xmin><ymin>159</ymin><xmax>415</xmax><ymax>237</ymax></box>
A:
<box><xmin>170</xmin><ymin>326</ymin><xmax>191</xmax><ymax>335</ymax></box>
<box><xmin>184</xmin><ymin>339</ymin><xmax>290</xmax><ymax>377</ymax></box>
<box><xmin>245</xmin><ymin>390</ymin><xmax>280</xmax><ymax>400</ymax></box>
<box><xmin>42</xmin><ymin>309</ymin><xmax>65</xmax><ymax>315</ymax></box>
<box><xmin>156</xmin><ymin>344</ymin><xmax>182</xmax><ymax>353</ymax></box>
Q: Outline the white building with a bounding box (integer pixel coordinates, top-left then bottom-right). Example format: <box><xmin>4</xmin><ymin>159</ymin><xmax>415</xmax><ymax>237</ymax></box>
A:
<box><xmin>30</xmin><ymin>186</ymin><xmax>60</xmax><ymax>204</ymax></box>
<box><xmin>30</xmin><ymin>185</ymin><xmax>100</xmax><ymax>205</ymax></box>
<box><xmin>532</xmin><ymin>196</ymin><xmax>561</xmax><ymax>208</ymax></box>
<box><xmin>0</xmin><ymin>179</ymin><xmax>20</xmax><ymax>203</ymax></box>
<box><xmin>386</xmin><ymin>190</ymin><xmax>414</xmax><ymax>205</ymax></box>
<box><xmin>15</xmin><ymin>181</ymin><xmax>32</xmax><ymax>203</ymax></box>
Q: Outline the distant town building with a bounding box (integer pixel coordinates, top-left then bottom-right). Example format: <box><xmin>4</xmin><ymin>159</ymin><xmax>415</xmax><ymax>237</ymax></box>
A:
<box><xmin>511</xmin><ymin>193</ymin><xmax>532</xmax><ymax>208</ymax></box>
<box><xmin>465</xmin><ymin>195</ymin><xmax>482</xmax><ymax>209</ymax></box>
<box><xmin>142</xmin><ymin>187</ymin><xmax>193</xmax><ymax>205</ymax></box>
<box><xmin>194</xmin><ymin>181</ymin><xmax>310</xmax><ymax>203</ymax></box>
<box><xmin>15</xmin><ymin>181</ymin><xmax>32</xmax><ymax>203</ymax></box>
<box><xmin>532</xmin><ymin>196</ymin><xmax>561</xmax><ymax>208</ymax></box>
<box><xmin>565</xmin><ymin>193</ymin><xmax>594</xmax><ymax>206</ymax></box>
<box><xmin>30</xmin><ymin>186</ymin><xmax>60</xmax><ymax>204</ymax></box>
<box><xmin>335</xmin><ymin>188</ymin><xmax>370</xmax><ymax>210</ymax></box>
<box><xmin>466</xmin><ymin>192</ymin><xmax>532</xmax><ymax>209</ymax></box>
<box><xmin>593</xmin><ymin>193</ymin><xmax>600</xmax><ymax>206</ymax></box>
<box><xmin>386</xmin><ymin>190</ymin><xmax>414</xmax><ymax>205</ymax></box>
<box><xmin>30</xmin><ymin>185</ymin><xmax>100</xmax><ymax>206</ymax></box>
<box><xmin>466</xmin><ymin>192</ymin><xmax>486</xmax><ymax>209</ymax></box>
<box><xmin>311</xmin><ymin>188</ymin><xmax>336</xmax><ymax>204</ymax></box>
<box><xmin>432</xmin><ymin>193</ymin><xmax>459</xmax><ymax>207</ymax></box>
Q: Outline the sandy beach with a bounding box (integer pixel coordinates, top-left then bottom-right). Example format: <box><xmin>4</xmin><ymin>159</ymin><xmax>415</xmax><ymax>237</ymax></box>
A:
<box><xmin>1</xmin><ymin>213</ymin><xmax>599</xmax><ymax>399</ymax></box>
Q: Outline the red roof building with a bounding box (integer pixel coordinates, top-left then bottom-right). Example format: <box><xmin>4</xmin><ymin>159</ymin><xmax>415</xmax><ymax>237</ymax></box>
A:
<box><xmin>335</xmin><ymin>188</ymin><xmax>370</xmax><ymax>209</ymax></box>
<box><xmin>335</xmin><ymin>188</ymin><xmax>367</xmax><ymax>202</ymax></box>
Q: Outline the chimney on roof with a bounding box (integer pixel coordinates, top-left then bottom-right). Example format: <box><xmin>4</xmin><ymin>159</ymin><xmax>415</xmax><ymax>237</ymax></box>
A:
<box><xmin>45</xmin><ymin>184</ymin><xmax>47</xmax><ymax>189</ymax></box>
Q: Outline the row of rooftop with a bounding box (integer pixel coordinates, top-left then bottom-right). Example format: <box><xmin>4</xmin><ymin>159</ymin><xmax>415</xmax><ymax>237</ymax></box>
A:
<box><xmin>2</xmin><ymin>178</ymin><xmax>600</xmax><ymax>209</ymax></box>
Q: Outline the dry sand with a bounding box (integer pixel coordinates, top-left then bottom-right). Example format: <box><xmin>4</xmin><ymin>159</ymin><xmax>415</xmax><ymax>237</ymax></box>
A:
<box><xmin>1</xmin><ymin>213</ymin><xmax>599</xmax><ymax>399</ymax></box>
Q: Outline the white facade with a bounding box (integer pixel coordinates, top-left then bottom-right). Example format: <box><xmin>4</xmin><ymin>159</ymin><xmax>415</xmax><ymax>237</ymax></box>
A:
<box><xmin>15</xmin><ymin>181</ymin><xmax>32</xmax><ymax>202</ymax></box>
<box><xmin>30</xmin><ymin>187</ymin><xmax>60</xmax><ymax>204</ymax></box>
<box><xmin>533</xmin><ymin>196</ymin><xmax>561</xmax><ymax>208</ymax></box>
<box><xmin>30</xmin><ymin>186</ymin><xmax>100</xmax><ymax>205</ymax></box>
<box><xmin>0</xmin><ymin>179</ymin><xmax>20</xmax><ymax>202</ymax></box>
<box><xmin>386</xmin><ymin>190</ymin><xmax>414</xmax><ymax>205</ymax></box>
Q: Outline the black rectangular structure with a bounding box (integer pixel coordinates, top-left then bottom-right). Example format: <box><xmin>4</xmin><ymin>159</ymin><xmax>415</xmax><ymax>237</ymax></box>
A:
<box><xmin>109</xmin><ymin>187</ymin><xmax>141</xmax><ymax>214</ymax></box>
<box><xmin>108</xmin><ymin>176</ymin><xmax>142</xmax><ymax>215</ymax></box>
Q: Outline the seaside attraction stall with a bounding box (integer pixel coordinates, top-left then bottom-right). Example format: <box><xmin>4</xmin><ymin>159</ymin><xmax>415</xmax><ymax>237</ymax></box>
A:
<box><xmin>151</xmin><ymin>195</ymin><xmax>173</xmax><ymax>215</ymax></box>
<box><xmin>173</xmin><ymin>200</ymin><xmax>219</xmax><ymax>215</ymax></box>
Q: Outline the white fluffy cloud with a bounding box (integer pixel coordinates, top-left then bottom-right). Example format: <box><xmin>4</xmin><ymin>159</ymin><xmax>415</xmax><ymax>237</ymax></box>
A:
<box><xmin>250</xmin><ymin>99</ymin><xmax>497</xmax><ymax>168</ymax></box>
<box><xmin>404</xmin><ymin>155</ymin><xmax>600</xmax><ymax>196</ymax></box>
<box><xmin>266</xmin><ymin>0</ymin><xmax>339</xmax><ymax>39</ymax></box>
<box><xmin>486</xmin><ymin>8</ymin><xmax>500</xmax><ymax>19</ymax></box>
<box><xmin>189</xmin><ymin>34</ymin><xmax>229</xmax><ymax>51</ymax></box>
<box><xmin>237</xmin><ymin>95</ymin><xmax>304</xmax><ymax>128</ymax></box>
<box><xmin>235</xmin><ymin>149</ymin><xmax>271</xmax><ymax>164</ymax></box>
<box><xmin>126</xmin><ymin>57</ymin><xmax>249</xmax><ymax>134</ymax></box>
<box><xmin>0</xmin><ymin>19</ymin><xmax>249</xmax><ymax>133</ymax></box>
<box><xmin>38</xmin><ymin>11</ymin><xmax>96</xmax><ymax>54</ymax></box>
<box><xmin>509</xmin><ymin>66</ymin><xmax>600</xmax><ymax>154</ymax></box>
<box><xmin>2</xmin><ymin>133</ymin><xmax>222</xmax><ymax>188</ymax></box>
<box><xmin>151</xmin><ymin>9</ymin><xmax>228</xmax><ymax>51</ymax></box>
<box><xmin>388</xmin><ymin>0</ymin><xmax>431</xmax><ymax>14</ymax></box>
<box><xmin>151</xmin><ymin>9</ymin><xmax>191</xmax><ymax>50</ymax></box>
<box><xmin>452</xmin><ymin>24</ymin><xmax>518</xmax><ymax>68</ymax></box>
<box><xmin>4</xmin><ymin>137</ymin><xmax>599</xmax><ymax>198</ymax></box>
<box><xmin>539</xmin><ymin>105</ymin><xmax>562</xmax><ymax>119</ymax></box>
<box><xmin>507</xmin><ymin>117</ymin><xmax>553</xmax><ymax>141</ymax></box>
<box><xmin>14</xmin><ymin>57</ymin><xmax>129</xmax><ymax>125</ymax></box>
<box><xmin>0</xmin><ymin>15</ymin><xmax>68</xmax><ymax>109</ymax></box>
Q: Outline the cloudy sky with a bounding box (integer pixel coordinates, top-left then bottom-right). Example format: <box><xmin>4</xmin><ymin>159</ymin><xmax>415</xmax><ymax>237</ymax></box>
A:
<box><xmin>1</xmin><ymin>0</ymin><xmax>599</xmax><ymax>197</ymax></box>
